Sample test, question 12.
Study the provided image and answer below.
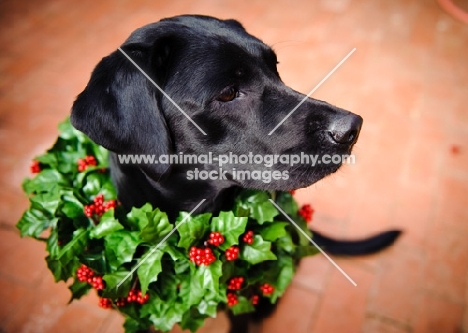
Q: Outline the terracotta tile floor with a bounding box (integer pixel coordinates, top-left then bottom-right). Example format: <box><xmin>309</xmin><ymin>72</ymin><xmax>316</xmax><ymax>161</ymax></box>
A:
<box><xmin>1</xmin><ymin>0</ymin><xmax>467</xmax><ymax>332</ymax></box>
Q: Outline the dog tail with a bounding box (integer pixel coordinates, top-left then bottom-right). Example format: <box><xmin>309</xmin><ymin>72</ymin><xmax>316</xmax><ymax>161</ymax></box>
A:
<box><xmin>311</xmin><ymin>229</ymin><xmax>402</xmax><ymax>256</ymax></box>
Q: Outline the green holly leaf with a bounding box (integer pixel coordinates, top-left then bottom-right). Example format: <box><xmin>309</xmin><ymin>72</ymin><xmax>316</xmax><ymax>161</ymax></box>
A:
<box><xmin>139</xmin><ymin>209</ymin><xmax>173</xmax><ymax>244</ymax></box>
<box><xmin>174</xmin><ymin>260</ymin><xmax>190</xmax><ymax>274</ymax></box>
<box><xmin>180</xmin><ymin>309</ymin><xmax>207</xmax><ymax>333</ymax></box>
<box><xmin>104</xmin><ymin>231</ymin><xmax>142</xmax><ymax>268</ymax></box>
<box><xmin>176</xmin><ymin>212</ymin><xmax>211</xmax><ymax>250</ymax></box>
<box><xmin>274</xmin><ymin>191</ymin><xmax>299</xmax><ymax>216</ymax></box>
<box><xmin>30</xmin><ymin>188</ymin><xmax>62</xmax><ymax>216</ymax></box>
<box><xmin>164</xmin><ymin>244</ymin><xmax>186</xmax><ymax>261</ymax></box>
<box><xmin>260</xmin><ymin>222</ymin><xmax>289</xmax><ymax>242</ymax></box>
<box><xmin>137</xmin><ymin>248</ymin><xmax>164</xmax><ymax>295</ymax></box>
<box><xmin>241</xmin><ymin>235</ymin><xmax>277</xmax><ymax>265</ymax></box>
<box><xmin>57</xmin><ymin>228</ymin><xmax>89</xmax><ymax>265</ymax></box>
<box><xmin>236</xmin><ymin>190</ymin><xmax>278</xmax><ymax>224</ymax></box>
<box><xmin>126</xmin><ymin>203</ymin><xmax>153</xmax><ymax>230</ymax></box>
<box><xmin>102</xmin><ymin>270</ymin><xmax>133</xmax><ymax>299</ymax></box>
<box><xmin>91</xmin><ymin>144</ymin><xmax>109</xmax><ymax>167</ymax></box>
<box><xmin>179</xmin><ymin>269</ymin><xmax>204</xmax><ymax>308</ymax></box>
<box><xmin>46</xmin><ymin>228</ymin><xmax>60</xmax><ymax>257</ymax></box>
<box><xmin>211</xmin><ymin>211</ymin><xmax>248</xmax><ymax>250</ymax></box>
<box><xmin>35</xmin><ymin>153</ymin><xmax>58</xmax><ymax>168</ymax></box>
<box><xmin>59</xmin><ymin>189</ymin><xmax>85</xmax><ymax>218</ymax></box>
<box><xmin>76</xmin><ymin>169</ymin><xmax>115</xmax><ymax>200</ymax></box>
<box><xmin>17</xmin><ymin>208</ymin><xmax>58</xmax><ymax>238</ymax></box>
<box><xmin>123</xmin><ymin>317</ymin><xmax>151</xmax><ymax>333</ymax></box>
<box><xmin>68</xmin><ymin>279</ymin><xmax>91</xmax><ymax>303</ymax></box>
<box><xmin>90</xmin><ymin>210</ymin><xmax>124</xmax><ymax>239</ymax></box>
<box><xmin>80</xmin><ymin>252</ymin><xmax>108</xmax><ymax>275</ymax></box>
<box><xmin>22</xmin><ymin>169</ymin><xmax>70</xmax><ymax>195</ymax></box>
<box><xmin>46</xmin><ymin>255</ymin><xmax>79</xmax><ymax>282</ymax></box>
<box><xmin>59</xmin><ymin>118</ymin><xmax>85</xmax><ymax>141</ymax></box>
<box><xmin>276</xmin><ymin>234</ymin><xmax>295</xmax><ymax>253</ymax></box>
<box><xmin>57</xmin><ymin>151</ymin><xmax>86</xmax><ymax>174</ymax></box>
<box><xmin>295</xmin><ymin>245</ymin><xmax>320</xmax><ymax>258</ymax></box>
<box><xmin>150</xmin><ymin>304</ymin><xmax>184</xmax><ymax>332</ymax></box>
<box><xmin>234</xmin><ymin>205</ymin><xmax>250</xmax><ymax>217</ymax></box>
<box><xmin>295</xmin><ymin>220</ymin><xmax>312</xmax><ymax>246</ymax></box>
<box><xmin>250</xmin><ymin>201</ymin><xmax>278</xmax><ymax>224</ymax></box>
<box><xmin>100</xmin><ymin>177</ymin><xmax>117</xmax><ymax>200</ymax></box>
<box><xmin>231</xmin><ymin>295</ymin><xmax>255</xmax><ymax>315</ymax></box>
<box><xmin>197</xmin><ymin>299</ymin><xmax>218</xmax><ymax>317</ymax></box>
<box><xmin>268</xmin><ymin>256</ymin><xmax>295</xmax><ymax>302</ymax></box>
<box><xmin>195</xmin><ymin>260</ymin><xmax>222</xmax><ymax>298</ymax></box>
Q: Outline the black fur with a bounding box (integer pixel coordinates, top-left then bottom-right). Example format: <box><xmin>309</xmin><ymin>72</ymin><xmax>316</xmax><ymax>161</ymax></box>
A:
<box><xmin>71</xmin><ymin>15</ymin><xmax>401</xmax><ymax>333</ymax></box>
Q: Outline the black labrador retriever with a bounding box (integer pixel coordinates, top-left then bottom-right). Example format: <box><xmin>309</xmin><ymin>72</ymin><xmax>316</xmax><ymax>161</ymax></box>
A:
<box><xmin>71</xmin><ymin>15</ymin><xmax>400</xmax><ymax>333</ymax></box>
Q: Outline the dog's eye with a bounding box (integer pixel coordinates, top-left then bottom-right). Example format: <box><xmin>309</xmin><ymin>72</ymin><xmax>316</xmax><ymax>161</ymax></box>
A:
<box><xmin>217</xmin><ymin>87</ymin><xmax>238</xmax><ymax>102</ymax></box>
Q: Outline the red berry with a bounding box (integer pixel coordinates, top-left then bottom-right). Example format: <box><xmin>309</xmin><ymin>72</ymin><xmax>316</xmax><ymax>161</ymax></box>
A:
<box><xmin>30</xmin><ymin>160</ymin><xmax>41</xmax><ymax>173</ymax></box>
<box><xmin>207</xmin><ymin>231</ymin><xmax>225</xmax><ymax>246</ymax></box>
<box><xmin>94</xmin><ymin>194</ymin><xmax>104</xmax><ymax>204</ymax></box>
<box><xmin>225</xmin><ymin>246</ymin><xmax>239</xmax><ymax>261</ymax></box>
<box><xmin>85</xmin><ymin>155</ymin><xmax>97</xmax><ymax>166</ymax></box>
<box><xmin>242</xmin><ymin>230</ymin><xmax>254</xmax><ymax>245</ymax></box>
<box><xmin>91</xmin><ymin>276</ymin><xmax>105</xmax><ymax>290</ymax></box>
<box><xmin>298</xmin><ymin>204</ymin><xmax>314</xmax><ymax>223</ymax></box>
<box><xmin>125</xmin><ymin>289</ymin><xmax>149</xmax><ymax>304</ymax></box>
<box><xmin>77</xmin><ymin>159</ymin><xmax>87</xmax><ymax>172</ymax></box>
<box><xmin>228</xmin><ymin>276</ymin><xmax>244</xmax><ymax>290</ymax></box>
<box><xmin>76</xmin><ymin>264</ymin><xmax>94</xmax><ymax>282</ymax></box>
<box><xmin>84</xmin><ymin>204</ymin><xmax>95</xmax><ymax>218</ymax></box>
<box><xmin>103</xmin><ymin>200</ymin><xmax>117</xmax><ymax>211</ymax></box>
<box><xmin>77</xmin><ymin>155</ymin><xmax>97</xmax><ymax>172</ymax></box>
<box><xmin>251</xmin><ymin>295</ymin><xmax>259</xmax><ymax>305</ymax></box>
<box><xmin>227</xmin><ymin>293</ymin><xmax>238</xmax><ymax>307</ymax></box>
<box><xmin>99</xmin><ymin>297</ymin><xmax>112</xmax><ymax>309</ymax></box>
<box><xmin>289</xmin><ymin>190</ymin><xmax>296</xmax><ymax>195</ymax></box>
<box><xmin>259</xmin><ymin>283</ymin><xmax>274</xmax><ymax>295</ymax></box>
<box><xmin>189</xmin><ymin>246</ymin><xmax>216</xmax><ymax>266</ymax></box>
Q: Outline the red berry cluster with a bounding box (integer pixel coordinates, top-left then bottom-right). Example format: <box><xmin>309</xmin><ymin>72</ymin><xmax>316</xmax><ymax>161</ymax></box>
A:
<box><xmin>242</xmin><ymin>230</ymin><xmax>254</xmax><ymax>245</ymax></box>
<box><xmin>126</xmin><ymin>289</ymin><xmax>150</xmax><ymax>304</ymax></box>
<box><xmin>207</xmin><ymin>231</ymin><xmax>225</xmax><ymax>246</ymax></box>
<box><xmin>77</xmin><ymin>264</ymin><xmax>106</xmax><ymax>290</ymax></box>
<box><xmin>30</xmin><ymin>160</ymin><xmax>41</xmax><ymax>173</ymax></box>
<box><xmin>259</xmin><ymin>283</ymin><xmax>274</xmax><ymax>295</ymax></box>
<box><xmin>298</xmin><ymin>204</ymin><xmax>314</xmax><ymax>223</ymax></box>
<box><xmin>99</xmin><ymin>289</ymin><xmax>149</xmax><ymax>309</ymax></box>
<box><xmin>189</xmin><ymin>246</ymin><xmax>216</xmax><ymax>266</ymax></box>
<box><xmin>84</xmin><ymin>194</ymin><xmax>117</xmax><ymax>218</ymax></box>
<box><xmin>78</xmin><ymin>155</ymin><xmax>97</xmax><ymax>172</ymax></box>
<box><xmin>225</xmin><ymin>246</ymin><xmax>239</xmax><ymax>261</ymax></box>
<box><xmin>228</xmin><ymin>276</ymin><xmax>244</xmax><ymax>290</ymax></box>
<box><xmin>77</xmin><ymin>264</ymin><xmax>95</xmax><ymax>283</ymax></box>
<box><xmin>227</xmin><ymin>293</ymin><xmax>238</xmax><ymax>307</ymax></box>
<box><xmin>251</xmin><ymin>295</ymin><xmax>259</xmax><ymax>305</ymax></box>
<box><xmin>99</xmin><ymin>297</ymin><xmax>112</xmax><ymax>309</ymax></box>
<box><xmin>91</xmin><ymin>276</ymin><xmax>104</xmax><ymax>290</ymax></box>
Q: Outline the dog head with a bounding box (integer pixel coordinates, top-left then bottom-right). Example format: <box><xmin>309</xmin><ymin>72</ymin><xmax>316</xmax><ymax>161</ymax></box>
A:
<box><xmin>71</xmin><ymin>15</ymin><xmax>362</xmax><ymax>195</ymax></box>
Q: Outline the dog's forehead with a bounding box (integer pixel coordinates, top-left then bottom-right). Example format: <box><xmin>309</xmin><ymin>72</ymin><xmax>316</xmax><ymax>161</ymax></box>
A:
<box><xmin>129</xmin><ymin>15</ymin><xmax>272</xmax><ymax>59</ymax></box>
<box><xmin>175</xmin><ymin>15</ymin><xmax>269</xmax><ymax>55</ymax></box>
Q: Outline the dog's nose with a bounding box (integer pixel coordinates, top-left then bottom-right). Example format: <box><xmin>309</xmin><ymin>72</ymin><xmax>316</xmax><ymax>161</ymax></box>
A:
<box><xmin>328</xmin><ymin>114</ymin><xmax>363</xmax><ymax>144</ymax></box>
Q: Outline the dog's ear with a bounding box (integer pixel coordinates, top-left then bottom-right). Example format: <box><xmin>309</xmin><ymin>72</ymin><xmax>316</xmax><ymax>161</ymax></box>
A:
<box><xmin>224</xmin><ymin>19</ymin><xmax>246</xmax><ymax>31</ymax></box>
<box><xmin>71</xmin><ymin>32</ymin><xmax>178</xmax><ymax>176</ymax></box>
